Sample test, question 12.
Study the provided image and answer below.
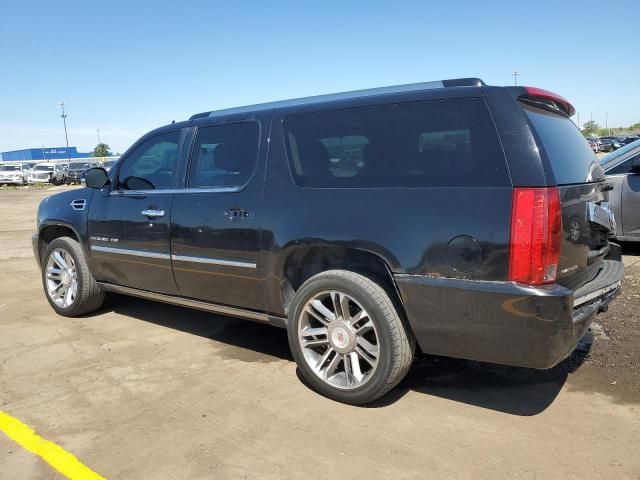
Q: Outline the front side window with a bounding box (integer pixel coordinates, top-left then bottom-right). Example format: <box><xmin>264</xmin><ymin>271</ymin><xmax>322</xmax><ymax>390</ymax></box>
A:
<box><xmin>117</xmin><ymin>131</ymin><xmax>181</xmax><ymax>190</ymax></box>
<box><xmin>188</xmin><ymin>122</ymin><xmax>260</xmax><ymax>189</ymax></box>
<box><xmin>284</xmin><ymin>98</ymin><xmax>508</xmax><ymax>188</ymax></box>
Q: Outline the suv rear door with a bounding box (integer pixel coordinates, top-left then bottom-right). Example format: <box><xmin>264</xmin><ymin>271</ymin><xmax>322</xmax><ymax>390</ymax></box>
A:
<box><xmin>169</xmin><ymin>119</ymin><xmax>268</xmax><ymax>311</ymax></box>
<box><xmin>518</xmin><ymin>100</ymin><xmax>615</xmax><ymax>290</ymax></box>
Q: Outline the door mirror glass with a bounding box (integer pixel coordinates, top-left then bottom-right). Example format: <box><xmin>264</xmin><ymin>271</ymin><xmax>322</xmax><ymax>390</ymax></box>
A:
<box><xmin>85</xmin><ymin>167</ymin><xmax>109</xmax><ymax>189</ymax></box>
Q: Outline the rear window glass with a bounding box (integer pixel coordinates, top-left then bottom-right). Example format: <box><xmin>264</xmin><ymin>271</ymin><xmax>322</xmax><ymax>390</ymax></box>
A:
<box><xmin>284</xmin><ymin>98</ymin><xmax>509</xmax><ymax>188</ymax></box>
<box><xmin>523</xmin><ymin>105</ymin><xmax>599</xmax><ymax>184</ymax></box>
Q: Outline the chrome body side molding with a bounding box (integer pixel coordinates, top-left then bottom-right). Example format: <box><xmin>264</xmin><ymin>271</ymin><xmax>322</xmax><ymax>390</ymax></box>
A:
<box><xmin>91</xmin><ymin>245</ymin><xmax>171</xmax><ymax>260</ymax></box>
<box><xmin>97</xmin><ymin>282</ymin><xmax>287</xmax><ymax>328</ymax></box>
<box><xmin>171</xmin><ymin>254</ymin><xmax>257</xmax><ymax>269</ymax></box>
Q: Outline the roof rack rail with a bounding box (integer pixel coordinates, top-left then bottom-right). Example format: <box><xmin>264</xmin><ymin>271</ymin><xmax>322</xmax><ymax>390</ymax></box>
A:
<box><xmin>189</xmin><ymin>77</ymin><xmax>487</xmax><ymax>120</ymax></box>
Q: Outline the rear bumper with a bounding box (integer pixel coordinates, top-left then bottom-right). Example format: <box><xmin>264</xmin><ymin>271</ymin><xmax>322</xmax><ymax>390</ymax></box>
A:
<box><xmin>395</xmin><ymin>259</ymin><xmax>623</xmax><ymax>369</ymax></box>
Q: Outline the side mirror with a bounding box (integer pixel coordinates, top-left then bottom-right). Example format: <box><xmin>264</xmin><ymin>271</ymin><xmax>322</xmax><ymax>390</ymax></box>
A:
<box><xmin>85</xmin><ymin>167</ymin><xmax>109</xmax><ymax>189</ymax></box>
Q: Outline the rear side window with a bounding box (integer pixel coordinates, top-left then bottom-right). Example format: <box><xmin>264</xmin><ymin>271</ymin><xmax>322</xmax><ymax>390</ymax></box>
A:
<box><xmin>188</xmin><ymin>122</ymin><xmax>259</xmax><ymax>189</ymax></box>
<box><xmin>523</xmin><ymin>105</ymin><xmax>599</xmax><ymax>184</ymax></box>
<box><xmin>284</xmin><ymin>98</ymin><xmax>509</xmax><ymax>188</ymax></box>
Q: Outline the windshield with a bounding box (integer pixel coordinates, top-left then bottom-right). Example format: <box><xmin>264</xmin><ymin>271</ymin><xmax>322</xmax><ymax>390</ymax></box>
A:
<box><xmin>600</xmin><ymin>139</ymin><xmax>640</xmax><ymax>165</ymax></box>
<box><xmin>103</xmin><ymin>161</ymin><xmax>116</xmax><ymax>167</ymax></box>
<box><xmin>0</xmin><ymin>165</ymin><xmax>20</xmax><ymax>171</ymax></box>
<box><xmin>35</xmin><ymin>165</ymin><xmax>54</xmax><ymax>171</ymax></box>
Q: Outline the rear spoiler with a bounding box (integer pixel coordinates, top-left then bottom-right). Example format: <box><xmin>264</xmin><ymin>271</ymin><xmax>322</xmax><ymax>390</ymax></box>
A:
<box><xmin>508</xmin><ymin>86</ymin><xmax>576</xmax><ymax>117</ymax></box>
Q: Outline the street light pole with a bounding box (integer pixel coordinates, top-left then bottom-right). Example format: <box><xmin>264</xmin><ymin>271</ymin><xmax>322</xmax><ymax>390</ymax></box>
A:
<box><xmin>58</xmin><ymin>101</ymin><xmax>71</xmax><ymax>162</ymax></box>
<box><xmin>512</xmin><ymin>71</ymin><xmax>519</xmax><ymax>86</ymax></box>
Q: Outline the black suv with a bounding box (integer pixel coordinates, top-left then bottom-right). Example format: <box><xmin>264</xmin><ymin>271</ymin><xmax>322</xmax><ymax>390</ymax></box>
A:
<box><xmin>33</xmin><ymin>78</ymin><xmax>623</xmax><ymax>404</ymax></box>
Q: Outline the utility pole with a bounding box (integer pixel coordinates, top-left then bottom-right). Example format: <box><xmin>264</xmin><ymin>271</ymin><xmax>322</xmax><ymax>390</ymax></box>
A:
<box><xmin>512</xmin><ymin>71</ymin><xmax>519</xmax><ymax>86</ymax></box>
<box><xmin>58</xmin><ymin>101</ymin><xmax>71</xmax><ymax>162</ymax></box>
<box><xmin>605</xmin><ymin>112</ymin><xmax>609</xmax><ymax>135</ymax></box>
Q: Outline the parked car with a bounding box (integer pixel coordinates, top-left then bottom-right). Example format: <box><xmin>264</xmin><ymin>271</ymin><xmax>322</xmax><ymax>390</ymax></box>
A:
<box><xmin>32</xmin><ymin>78</ymin><xmax>623</xmax><ymax>404</ymax></box>
<box><xmin>600</xmin><ymin>138</ymin><xmax>640</xmax><ymax>241</ymax></box>
<box><xmin>622</xmin><ymin>136</ymin><xmax>639</xmax><ymax>145</ymax></box>
<box><xmin>587</xmin><ymin>139</ymin><xmax>599</xmax><ymax>153</ymax></box>
<box><xmin>28</xmin><ymin>162</ymin><xmax>61</xmax><ymax>184</ymax></box>
<box><xmin>66</xmin><ymin>162</ymin><xmax>99</xmax><ymax>184</ymax></box>
<box><xmin>599</xmin><ymin>138</ymin><xmax>623</xmax><ymax>152</ymax></box>
<box><xmin>49</xmin><ymin>164</ymin><xmax>70</xmax><ymax>185</ymax></box>
<box><xmin>0</xmin><ymin>163</ymin><xmax>28</xmax><ymax>185</ymax></box>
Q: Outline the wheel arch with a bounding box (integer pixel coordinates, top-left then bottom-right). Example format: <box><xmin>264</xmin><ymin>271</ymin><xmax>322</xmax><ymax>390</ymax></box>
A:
<box><xmin>38</xmin><ymin>221</ymin><xmax>84</xmax><ymax>265</ymax></box>
<box><xmin>279</xmin><ymin>245</ymin><xmax>410</xmax><ymax>332</ymax></box>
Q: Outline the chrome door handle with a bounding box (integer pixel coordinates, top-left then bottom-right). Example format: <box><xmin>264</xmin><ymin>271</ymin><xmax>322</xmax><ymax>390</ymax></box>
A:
<box><xmin>141</xmin><ymin>209</ymin><xmax>165</xmax><ymax>218</ymax></box>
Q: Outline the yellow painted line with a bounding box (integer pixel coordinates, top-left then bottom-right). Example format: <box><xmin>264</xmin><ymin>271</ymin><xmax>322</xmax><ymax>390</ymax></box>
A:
<box><xmin>0</xmin><ymin>410</ymin><xmax>105</xmax><ymax>480</ymax></box>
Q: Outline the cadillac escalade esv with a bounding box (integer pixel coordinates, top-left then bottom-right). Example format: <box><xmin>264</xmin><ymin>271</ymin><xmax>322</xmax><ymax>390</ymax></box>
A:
<box><xmin>33</xmin><ymin>78</ymin><xmax>623</xmax><ymax>404</ymax></box>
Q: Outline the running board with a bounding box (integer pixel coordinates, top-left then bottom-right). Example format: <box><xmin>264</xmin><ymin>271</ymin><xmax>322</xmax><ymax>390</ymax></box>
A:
<box><xmin>97</xmin><ymin>282</ymin><xmax>287</xmax><ymax>328</ymax></box>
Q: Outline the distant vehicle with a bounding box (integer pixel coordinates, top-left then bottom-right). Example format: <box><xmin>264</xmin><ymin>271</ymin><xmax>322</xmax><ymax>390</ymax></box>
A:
<box><xmin>28</xmin><ymin>162</ymin><xmax>63</xmax><ymax>184</ymax></box>
<box><xmin>601</xmin><ymin>139</ymin><xmax>640</xmax><ymax>241</ymax></box>
<box><xmin>599</xmin><ymin>138</ymin><xmax>623</xmax><ymax>152</ymax></box>
<box><xmin>66</xmin><ymin>162</ymin><xmax>99</xmax><ymax>184</ymax></box>
<box><xmin>50</xmin><ymin>164</ymin><xmax>70</xmax><ymax>185</ymax></box>
<box><xmin>622</xmin><ymin>136</ymin><xmax>639</xmax><ymax>145</ymax></box>
<box><xmin>101</xmin><ymin>159</ymin><xmax>118</xmax><ymax>172</ymax></box>
<box><xmin>0</xmin><ymin>163</ymin><xmax>27</xmax><ymax>185</ymax></box>
<box><xmin>587</xmin><ymin>139</ymin><xmax>599</xmax><ymax>153</ymax></box>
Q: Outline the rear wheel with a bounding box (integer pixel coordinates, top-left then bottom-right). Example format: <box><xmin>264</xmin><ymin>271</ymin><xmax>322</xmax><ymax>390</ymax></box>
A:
<box><xmin>42</xmin><ymin>237</ymin><xmax>105</xmax><ymax>316</ymax></box>
<box><xmin>288</xmin><ymin>270</ymin><xmax>414</xmax><ymax>405</ymax></box>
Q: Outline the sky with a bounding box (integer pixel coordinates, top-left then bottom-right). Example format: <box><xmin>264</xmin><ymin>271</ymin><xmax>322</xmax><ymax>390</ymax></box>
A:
<box><xmin>1</xmin><ymin>0</ymin><xmax>639</xmax><ymax>154</ymax></box>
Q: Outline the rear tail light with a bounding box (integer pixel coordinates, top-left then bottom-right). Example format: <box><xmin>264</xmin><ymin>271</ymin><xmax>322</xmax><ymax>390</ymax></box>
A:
<box><xmin>509</xmin><ymin>187</ymin><xmax>562</xmax><ymax>285</ymax></box>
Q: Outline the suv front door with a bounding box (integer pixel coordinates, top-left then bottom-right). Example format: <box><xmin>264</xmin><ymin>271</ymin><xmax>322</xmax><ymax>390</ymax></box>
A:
<box><xmin>170</xmin><ymin>120</ymin><xmax>267</xmax><ymax>310</ymax></box>
<box><xmin>88</xmin><ymin>129</ymin><xmax>185</xmax><ymax>294</ymax></box>
<box><xmin>606</xmin><ymin>152</ymin><xmax>640</xmax><ymax>239</ymax></box>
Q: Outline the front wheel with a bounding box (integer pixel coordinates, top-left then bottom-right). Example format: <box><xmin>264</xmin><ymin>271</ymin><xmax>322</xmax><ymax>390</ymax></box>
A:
<box><xmin>42</xmin><ymin>236</ymin><xmax>105</xmax><ymax>316</ymax></box>
<box><xmin>287</xmin><ymin>270</ymin><xmax>414</xmax><ymax>405</ymax></box>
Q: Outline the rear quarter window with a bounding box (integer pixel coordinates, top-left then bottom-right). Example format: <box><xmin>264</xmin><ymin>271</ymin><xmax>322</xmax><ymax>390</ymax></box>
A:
<box><xmin>523</xmin><ymin>105</ymin><xmax>601</xmax><ymax>184</ymax></box>
<box><xmin>284</xmin><ymin>98</ymin><xmax>510</xmax><ymax>188</ymax></box>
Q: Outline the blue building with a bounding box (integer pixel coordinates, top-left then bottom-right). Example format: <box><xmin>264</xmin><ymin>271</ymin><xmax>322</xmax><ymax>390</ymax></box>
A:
<box><xmin>0</xmin><ymin>147</ymin><xmax>92</xmax><ymax>162</ymax></box>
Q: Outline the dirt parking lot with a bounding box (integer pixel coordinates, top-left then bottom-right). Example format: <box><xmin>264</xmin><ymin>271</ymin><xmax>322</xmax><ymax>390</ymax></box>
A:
<box><xmin>1</xmin><ymin>186</ymin><xmax>639</xmax><ymax>479</ymax></box>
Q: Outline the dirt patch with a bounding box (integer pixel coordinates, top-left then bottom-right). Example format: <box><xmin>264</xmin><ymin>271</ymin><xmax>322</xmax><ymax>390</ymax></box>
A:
<box><xmin>565</xmin><ymin>244</ymin><xmax>640</xmax><ymax>403</ymax></box>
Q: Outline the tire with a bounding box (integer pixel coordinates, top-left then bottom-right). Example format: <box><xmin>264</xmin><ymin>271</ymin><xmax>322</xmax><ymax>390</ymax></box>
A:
<box><xmin>287</xmin><ymin>270</ymin><xmax>414</xmax><ymax>405</ymax></box>
<box><xmin>41</xmin><ymin>236</ymin><xmax>105</xmax><ymax>316</ymax></box>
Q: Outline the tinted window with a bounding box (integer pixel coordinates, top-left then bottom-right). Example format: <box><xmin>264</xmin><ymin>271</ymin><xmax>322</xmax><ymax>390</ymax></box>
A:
<box><xmin>523</xmin><ymin>105</ymin><xmax>599</xmax><ymax>184</ymax></box>
<box><xmin>118</xmin><ymin>131</ymin><xmax>180</xmax><ymax>190</ymax></box>
<box><xmin>284</xmin><ymin>98</ymin><xmax>508</xmax><ymax>188</ymax></box>
<box><xmin>606</xmin><ymin>154</ymin><xmax>639</xmax><ymax>175</ymax></box>
<box><xmin>188</xmin><ymin>122</ymin><xmax>259</xmax><ymax>189</ymax></box>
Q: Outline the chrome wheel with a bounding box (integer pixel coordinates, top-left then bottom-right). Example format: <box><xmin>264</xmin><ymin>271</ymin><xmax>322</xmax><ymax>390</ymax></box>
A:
<box><xmin>45</xmin><ymin>248</ymin><xmax>78</xmax><ymax>308</ymax></box>
<box><xmin>298</xmin><ymin>290</ymin><xmax>379</xmax><ymax>390</ymax></box>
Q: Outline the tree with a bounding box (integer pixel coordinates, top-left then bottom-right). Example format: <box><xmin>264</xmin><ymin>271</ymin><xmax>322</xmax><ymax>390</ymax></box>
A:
<box><xmin>92</xmin><ymin>143</ymin><xmax>112</xmax><ymax>157</ymax></box>
<box><xmin>582</xmin><ymin>120</ymin><xmax>600</xmax><ymax>137</ymax></box>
